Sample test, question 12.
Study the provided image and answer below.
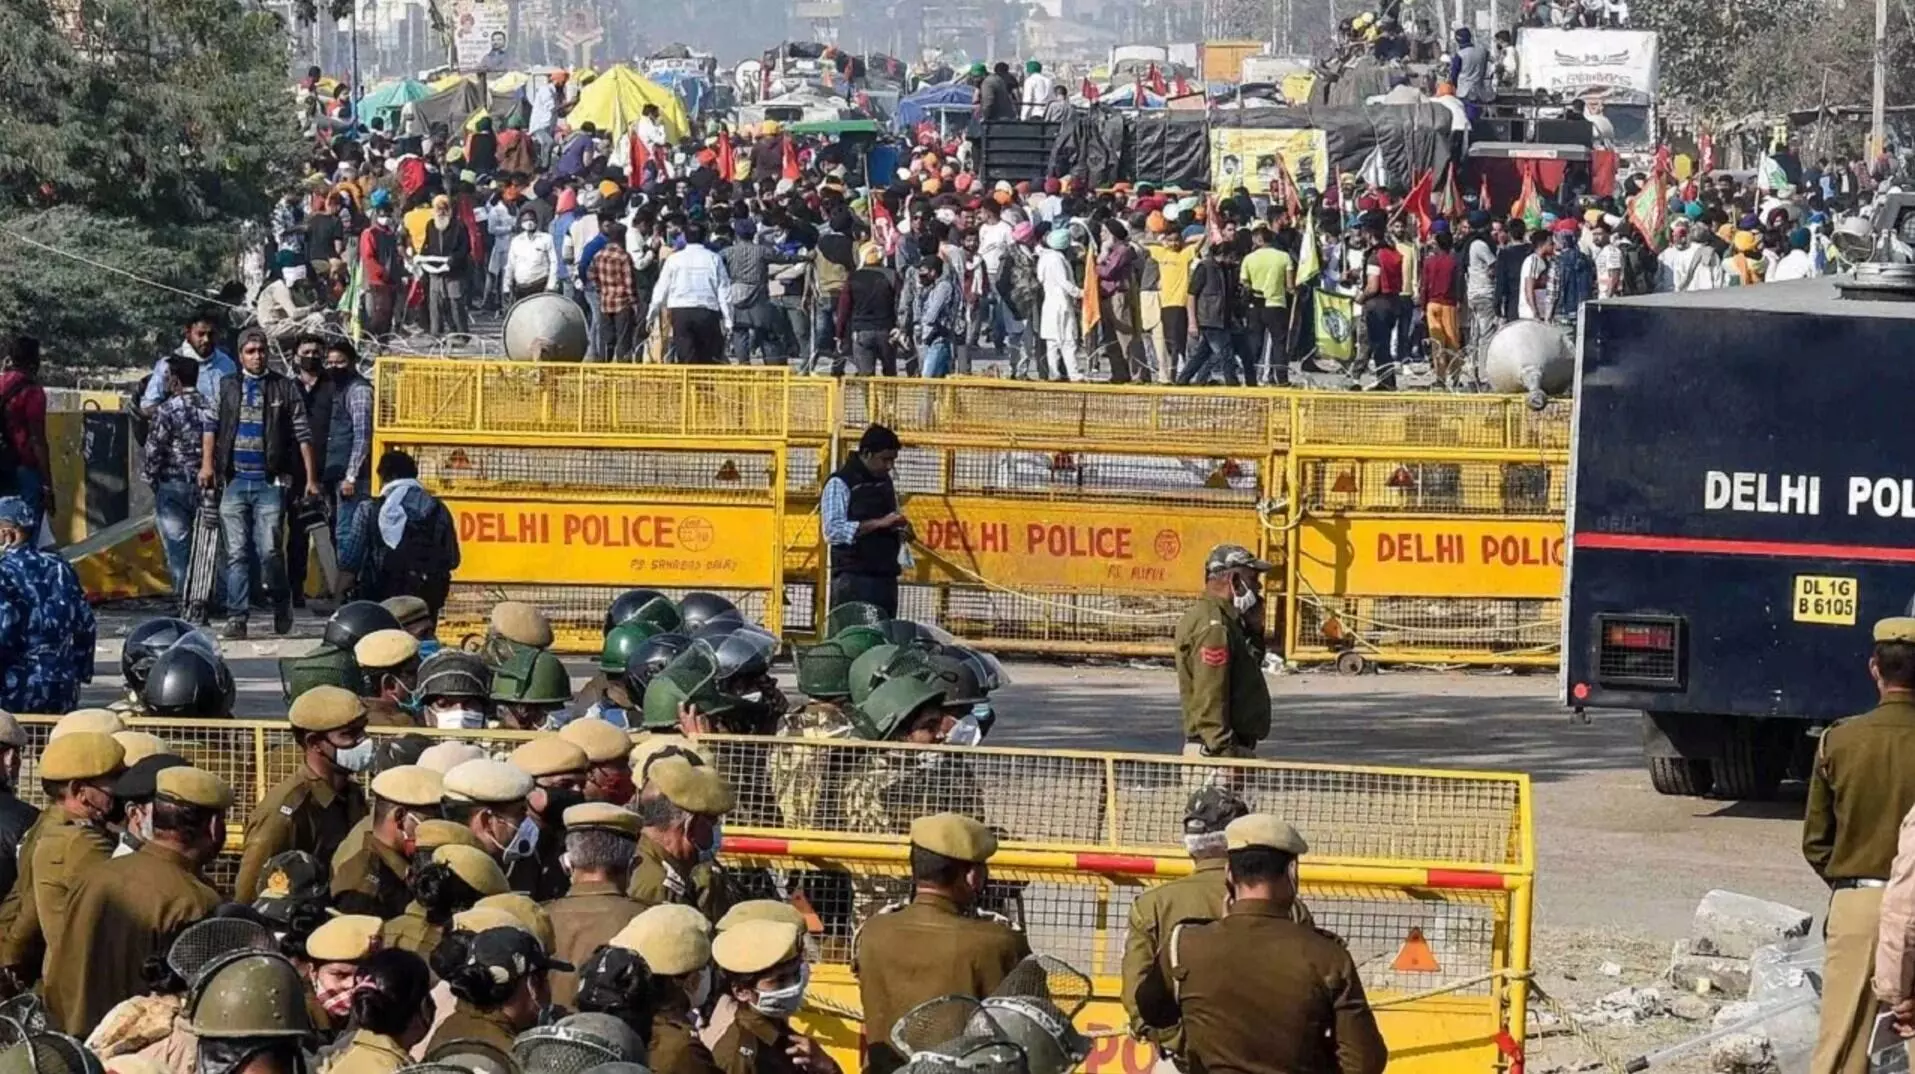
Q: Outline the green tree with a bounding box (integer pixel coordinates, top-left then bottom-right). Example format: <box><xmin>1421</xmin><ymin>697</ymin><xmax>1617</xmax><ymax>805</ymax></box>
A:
<box><xmin>0</xmin><ymin>0</ymin><xmax>307</xmax><ymax>369</ymax></box>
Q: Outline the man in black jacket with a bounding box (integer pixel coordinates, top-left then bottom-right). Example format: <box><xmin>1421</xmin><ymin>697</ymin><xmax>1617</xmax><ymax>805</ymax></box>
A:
<box><xmin>0</xmin><ymin>713</ymin><xmax>38</xmax><ymax>901</ymax></box>
<box><xmin>836</xmin><ymin>245</ymin><xmax>901</xmax><ymax>375</ymax></box>
<box><xmin>820</xmin><ymin>423</ymin><xmax>910</xmax><ymax>616</ymax></box>
<box><xmin>202</xmin><ymin>329</ymin><xmax>319</xmax><ymax>638</ymax></box>
<box><xmin>422</xmin><ymin>194</ymin><xmax>472</xmax><ymax>337</ymax></box>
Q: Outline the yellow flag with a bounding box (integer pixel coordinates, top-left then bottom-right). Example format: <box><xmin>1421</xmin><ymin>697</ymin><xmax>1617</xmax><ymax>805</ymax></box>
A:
<box><xmin>1080</xmin><ymin>244</ymin><xmax>1101</xmax><ymax>338</ymax></box>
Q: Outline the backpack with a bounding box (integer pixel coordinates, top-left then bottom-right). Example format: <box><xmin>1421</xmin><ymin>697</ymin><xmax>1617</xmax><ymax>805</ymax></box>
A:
<box><xmin>364</xmin><ymin>492</ymin><xmax>457</xmax><ymax>599</ymax></box>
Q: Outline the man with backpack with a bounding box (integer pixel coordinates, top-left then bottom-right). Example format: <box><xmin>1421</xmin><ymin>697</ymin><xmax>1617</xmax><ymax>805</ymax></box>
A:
<box><xmin>0</xmin><ymin>336</ymin><xmax>52</xmax><ymax>539</ymax></box>
<box><xmin>338</xmin><ymin>449</ymin><xmax>460</xmax><ymax>624</ymax></box>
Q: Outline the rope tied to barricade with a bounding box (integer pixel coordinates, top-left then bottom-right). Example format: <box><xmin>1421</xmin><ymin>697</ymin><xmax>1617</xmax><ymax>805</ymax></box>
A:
<box><xmin>906</xmin><ymin>539</ymin><xmax>1185</xmax><ymax>622</ymax></box>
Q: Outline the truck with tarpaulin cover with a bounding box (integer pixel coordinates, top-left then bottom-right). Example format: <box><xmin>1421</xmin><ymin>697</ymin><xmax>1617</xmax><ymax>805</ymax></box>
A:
<box><xmin>1563</xmin><ymin>264</ymin><xmax>1915</xmax><ymax>799</ymax></box>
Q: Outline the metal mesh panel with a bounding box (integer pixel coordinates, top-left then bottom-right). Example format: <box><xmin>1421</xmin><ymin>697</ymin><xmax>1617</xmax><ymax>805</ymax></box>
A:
<box><xmin>702</xmin><ymin>735</ymin><xmax>1526</xmax><ymax>867</ymax></box>
<box><xmin>992</xmin><ymin>954</ymin><xmax>1092</xmax><ymax>1017</ymax></box>
<box><xmin>166</xmin><ymin>918</ymin><xmax>278</xmax><ymax>986</ymax></box>
<box><xmin>947</xmin><ymin>451</ymin><xmax>1263</xmax><ymax>508</ymax></box>
<box><xmin>893</xmin><ymin>584</ymin><xmax>1199</xmax><ymax>653</ymax></box>
<box><xmin>1301</xmin><ymin>459</ymin><xmax>1566</xmax><ymax>516</ymax></box>
<box><xmin>893</xmin><ymin>996</ymin><xmax>987</xmax><ymax>1057</ymax></box>
<box><xmin>1297</xmin><ymin>597</ymin><xmax>1562</xmax><ymax>660</ymax></box>
<box><xmin>787</xmin><ymin>382</ymin><xmax>838</xmax><ymax>440</ymax></box>
<box><xmin>1293</xmin><ymin>395</ymin><xmax>1537</xmax><ymax>449</ymax></box>
<box><xmin>383</xmin><ymin>444</ymin><xmax>778</xmax><ymax>503</ymax></box>
<box><xmin>844</xmin><ymin>381</ymin><xmax>1288</xmax><ymax>450</ymax></box>
<box><xmin>786</xmin><ymin>445</ymin><xmax>825</xmax><ymax>494</ymax></box>
<box><xmin>376</xmin><ymin>361</ymin><xmax>793</xmax><ymax>440</ymax></box>
<box><xmin>510</xmin><ymin>1030</ymin><xmax>618</xmax><ymax>1074</ymax></box>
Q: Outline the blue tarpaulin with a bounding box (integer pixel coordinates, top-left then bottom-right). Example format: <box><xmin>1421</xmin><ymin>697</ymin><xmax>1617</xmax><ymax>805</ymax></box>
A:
<box><xmin>895</xmin><ymin>82</ymin><xmax>975</xmax><ymax>128</ymax></box>
<box><xmin>647</xmin><ymin>69</ymin><xmax>711</xmax><ymax>116</ymax></box>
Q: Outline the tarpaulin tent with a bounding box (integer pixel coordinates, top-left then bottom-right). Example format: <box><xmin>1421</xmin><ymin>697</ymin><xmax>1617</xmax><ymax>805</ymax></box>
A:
<box><xmin>647</xmin><ymin>68</ymin><xmax>711</xmax><ymax>116</ymax></box>
<box><xmin>404</xmin><ymin>77</ymin><xmax>488</xmax><ymax>137</ymax></box>
<box><xmin>568</xmin><ymin>64</ymin><xmax>690</xmax><ymax>140</ymax></box>
<box><xmin>1095</xmin><ymin>83</ymin><xmax>1167</xmax><ymax>109</ymax></box>
<box><xmin>895</xmin><ymin>82</ymin><xmax>975</xmax><ymax>128</ymax></box>
<box><xmin>359</xmin><ymin>79</ymin><xmax>430</xmax><ymax>126</ymax></box>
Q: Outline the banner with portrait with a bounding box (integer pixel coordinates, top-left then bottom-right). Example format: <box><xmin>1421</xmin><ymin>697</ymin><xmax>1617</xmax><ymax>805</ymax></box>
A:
<box><xmin>1209</xmin><ymin>128</ymin><xmax>1329</xmax><ymax>195</ymax></box>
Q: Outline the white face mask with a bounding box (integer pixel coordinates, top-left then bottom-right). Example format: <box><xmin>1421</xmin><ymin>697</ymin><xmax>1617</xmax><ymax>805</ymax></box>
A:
<box><xmin>752</xmin><ymin>963</ymin><xmax>809</xmax><ymax>1019</ymax></box>
<box><xmin>1230</xmin><ymin>574</ymin><xmax>1262</xmax><ymax>614</ymax></box>
<box><xmin>375</xmin><ymin>214</ymin><xmax>392</xmax><ymax>228</ymax></box>
<box><xmin>432</xmin><ymin>705</ymin><xmax>485</xmax><ymax>730</ymax></box>
<box><xmin>520</xmin><ymin>220</ymin><xmax>537</xmax><ymax>232</ymax></box>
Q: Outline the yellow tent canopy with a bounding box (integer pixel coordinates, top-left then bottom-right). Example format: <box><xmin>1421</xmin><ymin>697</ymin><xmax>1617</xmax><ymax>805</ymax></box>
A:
<box><xmin>568</xmin><ymin>64</ymin><xmax>689</xmax><ymax>142</ymax></box>
<box><xmin>430</xmin><ymin>73</ymin><xmax>473</xmax><ymax>92</ymax></box>
<box><xmin>491</xmin><ymin>70</ymin><xmax>529</xmax><ymax>94</ymax></box>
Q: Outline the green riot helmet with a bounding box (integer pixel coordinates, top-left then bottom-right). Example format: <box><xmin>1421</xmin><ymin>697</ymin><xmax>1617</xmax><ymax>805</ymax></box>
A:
<box><xmin>797</xmin><ymin>640</ymin><xmax>856</xmax><ymax>701</ymax></box>
<box><xmin>848</xmin><ymin>643</ymin><xmax>901</xmax><ymax>708</ymax></box>
<box><xmin>825</xmin><ymin>601</ymin><xmax>888</xmax><ymax>638</ymax></box>
<box><xmin>600</xmin><ymin>622</ymin><xmax>660</xmax><ymax>674</ymax></box>
<box><xmin>642</xmin><ymin>648</ymin><xmax>733</xmax><ymax>730</ymax></box>
<box><xmin>628</xmin><ymin>595</ymin><xmax>683</xmax><ymax>633</ymax></box>
<box><xmin>492</xmin><ymin>649</ymin><xmax>573</xmax><ymax>705</ymax></box>
<box><xmin>834</xmin><ymin>624</ymin><xmax>887</xmax><ymax>662</ymax></box>
<box><xmin>858</xmin><ymin>675</ymin><xmax>948</xmax><ymax>740</ymax></box>
<box><xmin>278</xmin><ymin>642</ymin><xmax>365</xmax><ymax>704</ymax></box>
<box><xmin>186</xmin><ymin>951</ymin><xmax>314</xmax><ymax>1039</ymax></box>
<box><xmin>0</xmin><ymin>1035</ymin><xmax>103</xmax><ymax>1074</ymax></box>
<box><xmin>876</xmin><ymin>618</ymin><xmax>958</xmax><ymax>650</ymax></box>
<box><xmin>925</xmin><ymin>654</ymin><xmax>984</xmax><ymax>707</ymax></box>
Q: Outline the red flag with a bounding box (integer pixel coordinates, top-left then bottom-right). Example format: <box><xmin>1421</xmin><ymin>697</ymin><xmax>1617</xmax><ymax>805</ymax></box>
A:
<box><xmin>1402</xmin><ymin>169</ymin><xmax>1436</xmax><ymax>238</ymax></box>
<box><xmin>1478</xmin><ymin>171</ymin><xmax>1492</xmax><ymax>215</ymax></box>
<box><xmin>1147</xmin><ymin>62</ymin><xmax>1167</xmax><ymax>97</ymax></box>
<box><xmin>1438</xmin><ymin>162</ymin><xmax>1462</xmax><ymax>219</ymax></box>
<box><xmin>1203</xmin><ymin>194</ymin><xmax>1224</xmax><ymax>248</ymax></box>
<box><xmin>716</xmin><ymin>130</ymin><xmax>735</xmax><ymax>182</ymax></box>
<box><xmin>650</xmin><ymin>140</ymin><xmax>672</xmax><ymax>180</ymax></box>
<box><xmin>871</xmin><ymin>196</ymin><xmax>897</xmax><ymax>256</ymax></box>
<box><xmin>1081</xmin><ymin>77</ymin><xmax>1098</xmax><ymax>102</ymax></box>
<box><xmin>781</xmin><ymin>134</ymin><xmax>800</xmax><ymax>181</ymax></box>
<box><xmin>1698</xmin><ymin>130</ymin><xmax>1716</xmax><ymax>175</ymax></box>
<box><xmin>1173</xmin><ymin>73</ymin><xmax>1189</xmax><ymax>97</ymax></box>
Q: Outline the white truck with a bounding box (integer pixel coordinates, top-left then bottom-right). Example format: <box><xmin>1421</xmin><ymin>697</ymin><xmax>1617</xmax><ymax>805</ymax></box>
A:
<box><xmin>1513</xmin><ymin>27</ymin><xmax>1659</xmax><ymax>148</ymax></box>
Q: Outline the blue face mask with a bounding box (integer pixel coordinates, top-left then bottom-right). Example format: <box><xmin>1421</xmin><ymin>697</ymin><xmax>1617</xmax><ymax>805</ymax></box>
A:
<box><xmin>697</xmin><ymin>820</ymin><xmax>724</xmax><ymax>865</ymax></box>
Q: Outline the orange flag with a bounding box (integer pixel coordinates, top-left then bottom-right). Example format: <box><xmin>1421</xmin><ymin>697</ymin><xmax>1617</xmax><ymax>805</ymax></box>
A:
<box><xmin>1079</xmin><ymin>242</ymin><xmax>1101</xmax><ymax>338</ymax></box>
<box><xmin>716</xmin><ymin>130</ymin><xmax>735</xmax><ymax>181</ymax></box>
<box><xmin>781</xmin><ymin>135</ymin><xmax>801</xmax><ymax>181</ymax></box>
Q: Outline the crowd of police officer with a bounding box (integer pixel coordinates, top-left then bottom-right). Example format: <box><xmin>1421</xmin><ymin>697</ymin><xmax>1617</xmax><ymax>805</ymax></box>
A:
<box><xmin>0</xmin><ymin>586</ymin><xmax>1384</xmax><ymax>1074</ymax></box>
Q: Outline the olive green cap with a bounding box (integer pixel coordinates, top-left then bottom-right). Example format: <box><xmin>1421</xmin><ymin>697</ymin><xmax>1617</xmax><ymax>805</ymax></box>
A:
<box><xmin>41</xmin><ymin>732</ymin><xmax>125</xmax><ymax>782</ymax></box>
<box><xmin>650</xmin><ymin>757</ymin><xmax>734</xmax><ymax>816</ymax></box>
<box><xmin>510</xmin><ymin>735</ymin><xmax>589</xmax><ymax>778</ymax></box>
<box><xmin>304</xmin><ymin>914</ymin><xmax>383</xmax><ymax>962</ymax></box>
<box><xmin>435</xmin><ymin>844</ymin><xmax>510</xmax><ymax>896</ymax></box>
<box><xmin>560</xmin><ymin>718</ymin><xmax>632</xmax><ymax>764</ymax></box>
<box><xmin>474</xmin><ymin>892</ymin><xmax>556</xmax><ymax>952</ymax></box>
<box><xmin>288</xmin><ymin>684</ymin><xmax>366</xmax><ymax>732</ymax></box>
<box><xmin>910</xmin><ymin>813</ymin><xmax>997</xmax><ymax>863</ymax></box>
<box><xmin>112</xmin><ymin>731</ymin><xmax>168</xmax><ymax>766</ymax></box>
<box><xmin>50</xmin><ymin>709</ymin><xmax>123</xmax><ymax>740</ymax></box>
<box><xmin>355</xmin><ymin>629</ymin><xmax>420</xmax><ymax>672</ymax></box>
<box><xmin>711</xmin><ymin>919</ymin><xmax>802</xmax><ymax>975</ymax></box>
<box><xmin>491</xmin><ymin>601</ymin><xmax>554</xmax><ymax>648</ymax></box>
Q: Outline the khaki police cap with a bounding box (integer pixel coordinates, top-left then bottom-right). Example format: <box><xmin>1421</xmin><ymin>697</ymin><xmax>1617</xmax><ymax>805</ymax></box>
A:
<box><xmin>443</xmin><ymin>759</ymin><xmax>535</xmax><ymax>804</ymax></box>
<box><xmin>156</xmin><ymin>766</ymin><xmax>234</xmax><ymax>810</ymax></box>
<box><xmin>40</xmin><ymin>732</ymin><xmax>126</xmax><ymax>782</ymax></box>
<box><xmin>380</xmin><ymin>595</ymin><xmax>431</xmax><ymax>628</ymax></box>
<box><xmin>304</xmin><ymin>914</ymin><xmax>384</xmax><ymax>963</ymax></box>
<box><xmin>451</xmin><ymin>906</ymin><xmax>528</xmax><ymax>936</ymax></box>
<box><xmin>49</xmin><ymin>709</ymin><xmax>124</xmax><ymax>740</ymax></box>
<box><xmin>1877</xmin><ymin>617</ymin><xmax>1915</xmax><ymax>643</ymax></box>
<box><xmin>370</xmin><ymin>765</ymin><xmax>444</xmax><ymax>808</ymax></box>
<box><xmin>563</xmin><ymin>801</ymin><xmax>641</xmax><ymax>838</ymax></box>
<box><xmin>909</xmin><ymin>813</ymin><xmax>997</xmax><ymax>864</ymax></box>
<box><xmin>716</xmin><ymin>899</ymin><xmax>807</xmax><ymax>933</ymax></box>
<box><xmin>491</xmin><ymin>601</ymin><xmax>554</xmax><ymax>648</ymax></box>
<box><xmin>560</xmin><ymin>718</ymin><xmax>631</xmax><ymax>765</ymax></box>
<box><xmin>112</xmin><ymin>731</ymin><xmax>167</xmax><ymax>766</ymax></box>
<box><xmin>433</xmin><ymin>844</ymin><xmax>510</xmax><ymax>896</ymax></box>
<box><xmin>611</xmin><ymin>904</ymin><xmax>712</xmax><ymax>976</ymax></box>
<box><xmin>630</xmin><ymin>734</ymin><xmax>710</xmax><ymax>781</ymax></box>
<box><xmin>0</xmin><ymin>712</ymin><xmax>26</xmax><ymax>749</ymax></box>
<box><xmin>414</xmin><ymin>818</ymin><xmax>481</xmax><ymax>851</ymax></box>
<box><xmin>355</xmin><ymin>630</ymin><xmax>420</xmax><ymax>671</ymax></box>
<box><xmin>417</xmin><ymin>741</ymin><xmax>487</xmax><ymax>775</ymax></box>
<box><xmin>712</xmin><ymin>919</ymin><xmax>803</xmax><ymax>975</ymax></box>
<box><xmin>510</xmin><ymin>736</ymin><xmax>590</xmax><ymax>778</ymax></box>
<box><xmin>288</xmin><ymin>685</ymin><xmax>366</xmax><ymax>732</ymax></box>
<box><xmin>1223</xmin><ymin>813</ymin><xmax>1310</xmax><ymax>855</ymax></box>
<box><xmin>474</xmin><ymin>893</ymin><xmax>556</xmax><ymax>952</ymax></box>
<box><xmin>650</xmin><ymin>757</ymin><xmax>734</xmax><ymax>816</ymax></box>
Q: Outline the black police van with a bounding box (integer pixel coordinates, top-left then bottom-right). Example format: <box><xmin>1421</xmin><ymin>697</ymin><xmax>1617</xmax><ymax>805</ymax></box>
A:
<box><xmin>1564</xmin><ymin>267</ymin><xmax>1915</xmax><ymax>800</ymax></box>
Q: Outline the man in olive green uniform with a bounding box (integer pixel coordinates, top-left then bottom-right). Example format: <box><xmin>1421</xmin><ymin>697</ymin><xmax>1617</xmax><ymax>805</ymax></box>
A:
<box><xmin>15</xmin><ymin>732</ymin><xmax>126</xmax><ymax>991</ymax></box>
<box><xmin>633</xmin><ymin>758</ymin><xmax>733</xmax><ymax>922</ymax></box>
<box><xmin>233</xmin><ymin>685</ymin><xmax>372</xmax><ymax>902</ymax></box>
<box><xmin>1173</xmin><ymin>544</ymin><xmax>1273</xmax><ymax>758</ymax></box>
<box><xmin>331</xmin><ymin>764</ymin><xmax>442</xmax><ymax>917</ymax></box>
<box><xmin>0</xmin><ymin>711</ymin><xmax>122</xmax><ymax>985</ymax></box>
<box><xmin>613</xmin><ymin>905</ymin><xmax>724</xmax><ymax>1074</ymax></box>
<box><xmin>543</xmin><ymin>802</ymin><xmax>648</xmax><ymax>1006</ymax></box>
<box><xmin>1805</xmin><ymin>617</ymin><xmax>1915</xmax><ymax>1074</ymax></box>
<box><xmin>710</xmin><ymin>918</ymin><xmax>836</xmax><ymax>1074</ymax></box>
<box><xmin>48</xmin><ymin>766</ymin><xmax>232</xmax><ymax>1034</ymax></box>
<box><xmin>561</xmin><ymin>718</ymin><xmax>640</xmax><ymax>806</ymax></box>
<box><xmin>1137</xmin><ymin>815</ymin><xmax>1386</xmax><ymax>1074</ymax></box>
<box><xmin>355</xmin><ymin>629</ymin><xmax>424</xmax><ymax>728</ymax></box>
<box><xmin>854</xmin><ymin>813</ymin><xmax>1031</xmax><ymax>1074</ymax></box>
<box><xmin>509</xmin><ymin>735</ymin><xmax>592</xmax><ymax>901</ymax></box>
<box><xmin>441</xmin><ymin>757</ymin><xmax>536</xmax><ymax>865</ymax></box>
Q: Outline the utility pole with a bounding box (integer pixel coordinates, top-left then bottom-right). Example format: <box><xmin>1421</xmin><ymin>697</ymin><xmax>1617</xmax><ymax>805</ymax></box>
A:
<box><xmin>1873</xmin><ymin>0</ymin><xmax>1888</xmax><ymax>160</ymax></box>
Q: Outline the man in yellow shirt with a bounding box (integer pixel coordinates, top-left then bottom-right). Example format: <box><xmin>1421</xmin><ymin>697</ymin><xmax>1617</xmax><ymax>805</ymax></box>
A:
<box><xmin>1238</xmin><ymin>226</ymin><xmax>1296</xmax><ymax>386</ymax></box>
<box><xmin>1149</xmin><ymin>228</ymin><xmax>1199</xmax><ymax>383</ymax></box>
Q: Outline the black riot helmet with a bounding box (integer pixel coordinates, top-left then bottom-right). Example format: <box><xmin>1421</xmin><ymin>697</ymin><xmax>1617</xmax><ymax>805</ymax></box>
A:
<box><xmin>623</xmin><ymin>633</ymin><xmax>693</xmax><ymax>697</ymax></box>
<box><xmin>323</xmin><ymin>601</ymin><xmax>403</xmax><ymax>651</ymax></box>
<box><xmin>675</xmin><ymin>592</ymin><xmax>738</xmax><ymax>634</ymax></box>
<box><xmin>141</xmin><ymin>645</ymin><xmax>236</xmax><ymax>717</ymax></box>
<box><xmin>604</xmin><ymin>588</ymin><xmax>670</xmax><ymax>634</ymax></box>
<box><xmin>123</xmin><ymin>617</ymin><xmax>199</xmax><ymax>693</ymax></box>
<box><xmin>689</xmin><ymin>611</ymin><xmax>748</xmax><ymax>642</ymax></box>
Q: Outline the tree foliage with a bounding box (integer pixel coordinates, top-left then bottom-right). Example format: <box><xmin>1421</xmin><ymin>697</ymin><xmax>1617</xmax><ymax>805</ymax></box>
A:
<box><xmin>1638</xmin><ymin>0</ymin><xmax>1915</xmax><ymax>122</ymax></box>
<box><xmin>0</xmin><ymin>0</ymin><xmax>306</xmax><ymax>368</ymax></box>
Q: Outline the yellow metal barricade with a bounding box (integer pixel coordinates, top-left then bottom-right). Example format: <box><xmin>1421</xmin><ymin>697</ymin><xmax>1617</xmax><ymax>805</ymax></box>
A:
<box><xmin>364</xmin><ymin>358</ymin><xmax>1575</xmax><ymax>666</ymax></box>
<box><xmin>12</xmin><ymin>717</ymin><xmax>1534</xmax><ymax>1074</ymax></box>
<box><xmin>372</xmin><ymin>360</ymin><xmax>794</xmax><ymax>646</ymax></box>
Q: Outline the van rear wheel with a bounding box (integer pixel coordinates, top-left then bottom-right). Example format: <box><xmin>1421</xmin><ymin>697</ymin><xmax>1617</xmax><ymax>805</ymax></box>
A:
<box><xmin>1648</xmin><ymin>757</ymin><xmax>1713</xmax><ymax>797</ymax></box>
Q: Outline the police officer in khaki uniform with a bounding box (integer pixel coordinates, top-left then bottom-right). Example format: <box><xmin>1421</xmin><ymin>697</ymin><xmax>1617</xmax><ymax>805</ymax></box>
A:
<box><xmin>321</xmin><ymin>947</ymin><xmax>435</xmax><ymax>1074</ymax></box>
<box><xmin>11</xmin><ymin>732</ymin><xmax>125</xmax><ymax>992</ymax></box>
<box><xmin>441</xmin><ymin>757</ymin><xmax>536</xmax><ymax>863</ymax></box>
<box><xmin>234</xmin><ymin>685</ymin><xmax>373</xmax><ymax>902</ymax></box>
<box><xmin>355</xmin><ymin>630</ymin><xmax>424</xmax><ymax>728</ymax></box>
<box><xmin>710</xmin><ymin>919</ymin><xmax>837</xmax><ymax>1074</ymax></box>
<box><xmin>561</xmin><ymin>717</ymin><xmax>639</xmax><ymax>806</ymax></box>
<box><xmin>1806</xmin><ymin>616</ymin><xmax>1915</xmax><ymax>1074</ymax></box>
<box><xmin>509</xmin><ymin>736</ymin><xmax>591</xmax><ymax>900</ymax></box>
<box><xmin>613</xmin><ymin>904</ymin><xmax>723</xmax><ymax>1074</ymax></box>
<box><xmin>542</xmin><ymin>802</ymin><xmax>649</xmax><ymax>1007</ymax></box>
<box><xmin>49</xmin><ymin>766</ymin><xmax>233</xmax><ymax>1034</ymax></box>
<box><xmin>381</xmin><ymin>841</ymin><xmax>508</xmax><ymax>957</ymax></box>
<box><xmin>854</xmin><ymin>813</ymin><xmax>1032</xmax><ymax>1074</ymax></box>
<box><xmin>1136</xmin><ymin>815</ymin><xmax>1386</xmax><ymax>1074</ymax></box>
<box><xmin>332</xmin><ymin>765</ymin><xmax>443</xmax><ymax>918</ymax></box>
<box><xmin>633</xmin><ymin>758</ymin><xmax>733</xmax><ymax>922</ymax></box>
<box><xmin>303</xmin><ymin>914</ymin><xmax>386</xmax><ymax>1040</ymax></box>
<box><xmin>1173</xmin><ymin>544</ymin><xmax>1273</xmax><ymax>758</ymax></box>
